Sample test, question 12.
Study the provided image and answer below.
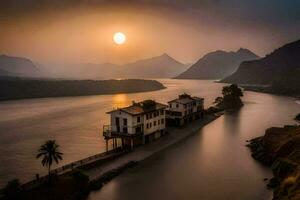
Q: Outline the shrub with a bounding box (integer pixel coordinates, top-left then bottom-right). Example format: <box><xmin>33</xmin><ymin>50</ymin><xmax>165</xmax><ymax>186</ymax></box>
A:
<box><xmin>3</xmin><ymin>179</ymin><xmax>24</xmax><ymax>200</ymax></box>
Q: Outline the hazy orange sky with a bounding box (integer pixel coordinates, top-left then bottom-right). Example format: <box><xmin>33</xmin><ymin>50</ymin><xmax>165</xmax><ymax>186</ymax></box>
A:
<box><xmin>0</xmin><ymin>0</ymin><xmax>300</xmax><ymax>64</ymax></box>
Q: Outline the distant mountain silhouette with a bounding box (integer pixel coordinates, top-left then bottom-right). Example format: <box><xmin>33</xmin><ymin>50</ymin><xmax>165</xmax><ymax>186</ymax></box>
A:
<box><xmin>176</xmin><ymin>48</ymin><xmax>259</xmax><ymax>80</ymax></box>
<box><xmin>0</xmin><ymin>55</ymin><xmax>41</xmax><ymax>77</ymax></box>
<box><xmin>0</xmin><ymin>69</ymin><xmax>17</xmax><ymax>77</ymax></box>
<box><xmin>222</xmin><ymin>39</ymin><xmax>300</xmax><ymax>96</ymax></box>
<box><xmin>52</xmin><ymin>53</ymin><xmax>187</xmax><ymax>79</ymax></box>
<box><xmin>119</xmin><ymin>53</ymin><xmax>187</xmax><ymax>78</ymax></box>
<box><xmin>57</xmin><ymin>62</ymin><xmax>120</xmax><ymax>79</ymax></box>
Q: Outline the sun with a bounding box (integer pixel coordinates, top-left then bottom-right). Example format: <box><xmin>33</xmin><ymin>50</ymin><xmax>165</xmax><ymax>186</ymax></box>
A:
<box><xmin>113</xmin><ymin>32</ymin><xmax>126</xmax><ymax>45</ymax></box>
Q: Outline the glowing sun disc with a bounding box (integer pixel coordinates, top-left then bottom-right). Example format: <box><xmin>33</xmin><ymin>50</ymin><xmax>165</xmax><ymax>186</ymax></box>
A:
<box><xmin>113</xmin><ymin>32</ymin><xmax>126</xmax><ymax>45</ymax></box>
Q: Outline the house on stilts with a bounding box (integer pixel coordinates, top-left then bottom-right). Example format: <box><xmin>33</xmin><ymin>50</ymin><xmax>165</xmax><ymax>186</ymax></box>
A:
<box><xmin>103</xmin><ymin>100</ymin><xmax>167</xmax><ymax>151</ymax></box>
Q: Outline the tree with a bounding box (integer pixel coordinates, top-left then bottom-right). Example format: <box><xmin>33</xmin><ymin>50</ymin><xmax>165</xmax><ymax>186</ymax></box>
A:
<box><xmin>36</xmin><ymin>140</ymin><xmax>63</xmax><ymax>179</ymax></box>
<box><xmin>216</xmin><ymin>84</ymin><xmax>244</xmax><ymax>109</ymax></box>
<box><xmin>214</xmin><ymin>97</ymin><xmax>223</xmax><ymax>105</ymax></box>
<box><xmin>222</xmin><ymin>84</ymin><xmax>243</xmax><ymax>97</ymax></box>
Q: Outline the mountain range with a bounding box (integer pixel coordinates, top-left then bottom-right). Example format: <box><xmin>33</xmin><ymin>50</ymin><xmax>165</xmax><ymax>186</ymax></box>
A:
<box><xmin>2</xmin><ymin>54</ymin><xmax>188</xmax><ymax>79</ymax></box>
<box><xmin>222</xmin><ymin>39</ymin><xmax>300</xmax><ymax>96</ymax></box>
<box><xmin>176</xmin><ymin>48</ymin><xmax>259</xmax><ymax>80</ymax></box>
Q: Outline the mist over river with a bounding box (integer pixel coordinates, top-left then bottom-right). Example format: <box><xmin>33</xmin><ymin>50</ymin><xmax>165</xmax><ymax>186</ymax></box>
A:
<box><xmin>0</xmin><ymin>79</ymin><xmax>299</xmax><ymax>200</ymax></box>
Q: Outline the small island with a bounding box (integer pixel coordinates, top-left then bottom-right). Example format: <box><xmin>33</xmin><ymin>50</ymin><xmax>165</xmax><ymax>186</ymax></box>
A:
<box><xmin>214</xmin><ymin>84</ymin><xmax>243</xmax><ymax>110</ymax></box>
<box><xmin>0</xmin><ymin>78</ymin><xmax>165</xmax><ymax>101</ymax></box>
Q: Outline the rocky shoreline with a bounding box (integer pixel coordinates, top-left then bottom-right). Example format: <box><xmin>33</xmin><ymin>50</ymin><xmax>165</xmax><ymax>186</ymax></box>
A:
<box><xmin>247</xmin><ymin>125</ymin><xmax>300</xmax><ymax>200</ymax></box>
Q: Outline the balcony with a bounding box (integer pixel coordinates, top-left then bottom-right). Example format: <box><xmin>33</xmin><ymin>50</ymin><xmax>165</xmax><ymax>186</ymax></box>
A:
<box><xmin>103</xmin><ymin>125</ymin><xmax>143</xmax><ymax>139</ymax></box>
<box><xmin>166</xmin><ymin>110</ymin><xmax>182</xmax><ymax>117</ymax></box>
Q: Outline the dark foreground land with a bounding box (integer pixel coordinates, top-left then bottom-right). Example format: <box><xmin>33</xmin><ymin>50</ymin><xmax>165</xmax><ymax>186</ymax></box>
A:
<box><xmin>248</xmin><ymin>125</ymin><xmax>300</xmax><ymax>200</ymax></box>
<box><xmin>0</xmin><ymin>78</ymin><xmax>165</xmax><ymax>101</ymax></box>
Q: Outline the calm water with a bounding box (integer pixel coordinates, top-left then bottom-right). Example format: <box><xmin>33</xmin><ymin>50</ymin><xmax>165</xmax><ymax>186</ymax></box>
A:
<box><xmin>0</xmin><ymin>79</ymin><xmax>299</xmax><ymax>200</ymax></box>
<box><xmin>86</xmin><ymin>82</ymin><xmax>300</xmax><ymax>200</ymax></box>
<box><xmin>0</xmin><ymin>79</ymin><xmax>223</xmax><ymax>187</ymax></box>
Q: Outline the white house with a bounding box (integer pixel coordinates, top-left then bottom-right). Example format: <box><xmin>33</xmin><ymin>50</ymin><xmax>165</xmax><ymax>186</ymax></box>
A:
<box><xmin>103</xmin><ymin>100</ymin><xmax>167</xmax><ymax>149</ymax></box>
<box><xmin>166</xmin><ymin>93</ymin><xmax>204</xmax><ymax>126</ymax></box>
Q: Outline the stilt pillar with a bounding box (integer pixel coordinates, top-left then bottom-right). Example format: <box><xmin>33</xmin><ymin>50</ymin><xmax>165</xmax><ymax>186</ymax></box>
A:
<box><xmin>106</xmin><ymin>139</ymin><xmax>108</xmax><ymax>152</ymax></box>
<box><xmin>130</xmin><ymin>138</ymin><xmax>133</xmax><ymax>150</ymax></box>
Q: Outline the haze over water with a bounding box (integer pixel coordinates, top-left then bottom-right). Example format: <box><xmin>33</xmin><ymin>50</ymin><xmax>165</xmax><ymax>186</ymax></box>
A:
<box><xmin>0</xmin><ymin>79</ymin><xmax>299</xmax><ymax>200</ymax></box>
<box><xmin>87</xmin><ymin>83</ymin><xmax>300</xmax><ymax>200</ymax></box>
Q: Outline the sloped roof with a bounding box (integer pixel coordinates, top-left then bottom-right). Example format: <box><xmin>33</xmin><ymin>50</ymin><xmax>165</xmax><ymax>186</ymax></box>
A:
<box><xmin>107</xmin><ymin>100</ymin><xmax>167</xmax><ymax>115</ymax></box>
<box><xmin>168</xmin><ymin>94</ymin><xmax>204</xmax><ymax>104</ymax></box>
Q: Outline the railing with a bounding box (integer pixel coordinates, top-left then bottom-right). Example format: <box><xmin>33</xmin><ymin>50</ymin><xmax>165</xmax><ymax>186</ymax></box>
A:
<box><xmin>0</xmin><ymin>148</ymin><xmax>125</xmax><ymax>195</ymax></box>
<box><xmin>103</xmin><ymin>125</ymin><xmax>143</xmax><ymax>138</ymax></box>
<box><xmin>166</xmin><ymin>110</ymin><xmax>182</xmax><ymax>117</ymax></box>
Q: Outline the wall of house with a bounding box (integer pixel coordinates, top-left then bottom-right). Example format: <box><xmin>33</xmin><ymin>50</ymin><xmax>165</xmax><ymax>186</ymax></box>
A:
<box><xmin>143</xmin><ymin>109</ymin><xmax>166</xmax><ymax>135</ymax></box>
<box><xmin>168</xmin><ymin>102</ymin><xmax>185</xmax><ymax>114</ymax></box>
<box><xmin>110</xmin><ymin>111</ymin><xmax>143</xmax><ymax>134</ymax></box>
<box><xmin>167</xmin><ymin>99</ymin><xmax>204</xmax><ymax>118</ymax></box>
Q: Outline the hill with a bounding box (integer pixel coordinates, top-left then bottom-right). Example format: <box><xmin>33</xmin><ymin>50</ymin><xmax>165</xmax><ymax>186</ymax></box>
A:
<box><xmin>176</xmin><ymin>48</ymin><xmax>259</xmax><ymax>80</ymax></box>
<box><xmin>121</xmin><ymin>53</ymin><xmax>187</xmax><ymax>78</ymax></box>
<box><xmin>222</xmin><ymin>39</ymin><xmax>300</xmax><ymax>96</ymax></box>
<box><xmin>45</xmin><ymin>54</ymin><xmax>187</xmax><ymax>79</ymax></box>
<box><xmin>248</xmin><ymin>125</ymin><xmax>300</xmax><ymax>200</ymax></box>
<box><xmin>0</xmin><ymin>78</ymin><xmax>165</xmax><ymax>101</ymax></box>
<box><xmin>0</xmin><ymin>55</ymin><xmax>41</xmax><ymax>77</ymax></box>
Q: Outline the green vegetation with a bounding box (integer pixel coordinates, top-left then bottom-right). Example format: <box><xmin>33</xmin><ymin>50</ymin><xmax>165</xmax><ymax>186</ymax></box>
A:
<box><xmin>2</xmin><ymin>179</ymin><xmax>23</xmax><ymax>200</ymax></box>
<box><xmin>215</xmin><ymin>84</ymin><xmax>243</xmax><ymax>109</ymax></box>
<box><xmin>36</xmin><ymin>140</ymin><xmax>63</xmax><ymax>180</ymax></box>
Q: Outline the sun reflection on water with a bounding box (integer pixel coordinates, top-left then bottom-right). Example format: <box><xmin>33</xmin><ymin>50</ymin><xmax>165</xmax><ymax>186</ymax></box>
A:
<box><xmin>112</xmin><ymin>94</ymin><xmax>131</xmax><ymax>108</ymax></box>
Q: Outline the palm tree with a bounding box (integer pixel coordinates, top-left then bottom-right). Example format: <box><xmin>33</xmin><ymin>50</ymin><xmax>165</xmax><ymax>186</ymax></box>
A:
<box><xmin>36</xmin><ymin>140</ymin><xmax>63</xmax><ymax>179</ymax></box>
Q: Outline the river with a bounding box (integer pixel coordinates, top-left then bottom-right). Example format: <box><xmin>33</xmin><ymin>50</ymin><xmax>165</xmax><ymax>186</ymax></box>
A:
<box><xmin>0</xmin><ymin>79</ymin><xmax>299</xmax><ymax>199</ymax></box>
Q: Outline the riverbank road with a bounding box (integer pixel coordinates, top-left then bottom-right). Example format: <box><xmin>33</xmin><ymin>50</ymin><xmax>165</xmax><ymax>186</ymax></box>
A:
<box><xmin>85</xmin><ymin>113</ymin><xmax>222</xmax><ymax>181</ymax></box>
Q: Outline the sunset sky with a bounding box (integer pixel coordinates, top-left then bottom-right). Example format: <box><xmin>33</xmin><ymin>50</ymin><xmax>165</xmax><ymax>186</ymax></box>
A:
<box><xmin>0</xmin><ymin>0</ymin><xmax>300</xmax><ymax>64</ymax></box>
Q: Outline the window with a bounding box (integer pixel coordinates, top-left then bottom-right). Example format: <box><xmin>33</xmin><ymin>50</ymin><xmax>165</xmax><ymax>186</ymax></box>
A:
<box><xmin>154</xmin><ymin>121</ymin><xmax>157</xmax><ymax>126</ymax></box>
<box><xmin>146</xmin><ymin>114</ymin><xmax>149</xmax><ymax>120</ymax></box>
<box><xmin>150</xmin><ymin>122</ymin><xmax>152</xmax><ymax>128</ymax></box>
<box><xmin>137</xmin><ymin>116</ymin><xmax>141</xmax><ymax>123</ymax></box>
<box><xmin>158</xmin><ymin>120</ymin><xmax>160</xmax><ymax>125</ymax></box>
<box><xmin>115</xmin><ymin>117</ymin><xmax>120</xmax><ymax>126</ymax></box>
<box><xmin>161</xmin><ymin>119</ymin><xmax>164</xmax><ymax>124</ymax></box>
<box><xmin>150</xmin><ymin>113</ymin><xmax>152</xmax><ymax>119</ymax></box>
<box><xmin>123</xmin><ymin>118</ymin><xmax>127</xmax><ymax>126</ymax></box>
<box><xmin>160</xmin><ymin>110</ymin><xmax>164</xmax><ymax>115</ymax></box>
<box><xmin>156</xmin><ymin>111</ymin><xmax>159</xmax><ymax>116</ymax></box>
<box><xmin>146</xmin><ymin>123</ymin><xmax>149</xmax><ymax>129</ymax></box>
<box><xmin>170</xmin><ymin>104</ymin><xmax>172</xmax><ymax>108</ymax></box>
<box><xmin>176</xmin><ymin>104</ymin><xmax>179</xmax><ymax>108</ymax></box>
